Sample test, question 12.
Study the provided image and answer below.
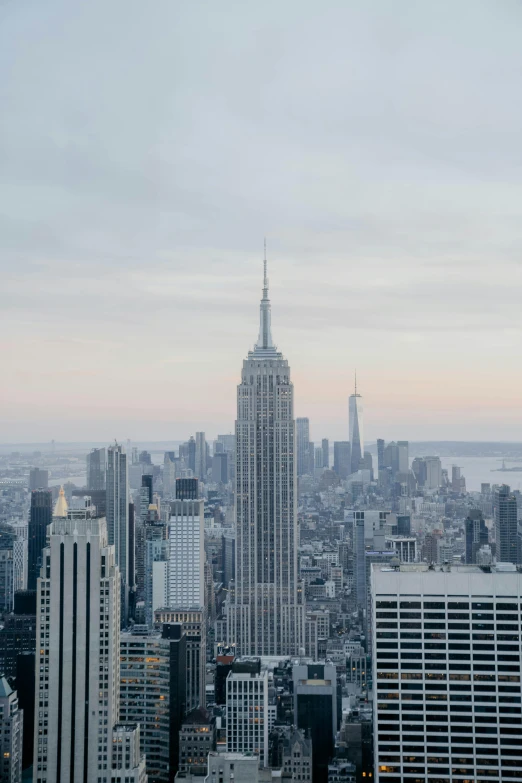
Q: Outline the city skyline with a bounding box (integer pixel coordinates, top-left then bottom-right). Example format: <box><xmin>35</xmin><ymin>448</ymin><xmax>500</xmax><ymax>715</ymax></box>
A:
<box><xmin>2</xmin><ymin>0</ymin><xmax>522</xmax><ymax>442</ymax></box>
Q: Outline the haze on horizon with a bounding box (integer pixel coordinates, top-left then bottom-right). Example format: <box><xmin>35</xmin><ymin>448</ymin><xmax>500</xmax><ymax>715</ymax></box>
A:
<box><xmin>1</xmin><ymin>0</ymin><xmax>522</xmax><ymax>444</ymax></box>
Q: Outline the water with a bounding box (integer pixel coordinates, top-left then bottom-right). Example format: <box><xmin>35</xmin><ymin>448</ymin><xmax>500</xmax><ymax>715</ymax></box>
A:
<box><xmin>438</xmin><ymin>456</ymin><xmax>522</xmax><ymax>493</ymax></box>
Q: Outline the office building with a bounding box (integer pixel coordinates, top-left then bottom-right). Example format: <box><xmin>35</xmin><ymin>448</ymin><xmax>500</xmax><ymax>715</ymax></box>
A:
<box><xmin>372</xmin><ymin>562</ymin><xmax>522</xmax><ymax>783</ymax></box>
<box><xmin>195</xmin><ymin>432</ymin><xmax>206</xmax><ymax>481</ymax></box>
<box><xmin>333</xmin><ymin>441</ymin><xmax>351</xmax><ymax>480</ymax></box>
<box><xmin>111</xmin><ymin>724</ymin><xmax>147</xmax><ymax>783</ymax></box>
<box><xmin>349</xmin><ymin>378</ymin><xmax>363</xmax><ymax>475</ymax></box>
<box><xmin>424</xmin><ymin>456</ymin><xmax>442</xmax><ymax>489</ymax></box>
<box><xmin>0</xmin><ymin>676</ymin><xmax>23</xmax><ymax>783</ymax></box>
<box><xmin>120</xmin><ymin>624</ymin><xmax>187</xmax><ymax>783</ymax></box>
<box><xmin>297</xmin><ymin>418</ymin><xmax>311</xmax><ymax>477</ymax></box>
<box><xmin>142</xmin><ymin>473</ymin><xmax>153</xmax><ymax>505</ymax></box>
<box><xmin>229</xmin><ymin>257</ymin><xmax>304</xmax><ymax>657</ymax></box>
<box><xmin>314</xmin><ymin>446</ymin><xmax>324</xmax><ymax>469</ymax></box>
<box><xmin>293</xmin><ymin>662</ymin><xmax>337</xmax><ymax>783</ymax></box>
<box><xmin>168</xmin><ymin>498</ymin><xmax>205</xmax><ymax>608</ymax></box>
<box><xmin>178</xmin><ymin>707</ymin><xmax>216</xmax><ymax>775</ymax></box>
<box><xmin>155</xmin><ymin>608</ymin><xmax>205</xmax><ymax>711</ymax></box>
<box><xmin>322</xmin><ymin>437</ymin><xmax>330</xmax><ymax>469</ymax></box>
<box><xmin>33</xmin><ymin>513</ymin><xmax>121</xmax><ymax>782</ymax></box>
<box><xmin>0</xmin><ymin>546</ymin><xmax>14</xmax><ymax>613</ymax></box>
<box><xmin>226</xmin><ymin>659</ymin><xmax>269</xmax><ymax>767</ymax></box>
<box><xmin>494</xmin><ymin>484</ymin><xmax>519</xmax><ymax>565</ymax></box>
<box><xmin>212</xmin><ymin>452</ymin><xmax>229</xmax><ymax>483</ymax></box>
<box><xmin>397</xmin><ymin>441</ymin><xmax>409</xmax><ymax>473</ymax></box>
<box><xmin>27</xmin><ymin>489</ymin><xmax>53</xmax><ymax>592</ymax></box>
<box><xmin>143</xmin><ymin>515</ymin><xmax>168</xmax><ymax>627</ymax></box>
<box><xmin>0</xmin><ymin>590</ymin><xmax>36</xmax><ymax>678</ymax></box>
<box><xmin>107</xmin><ymin>443</ymin><xmax>131</xmax><ymax>622</ymax></box>
<box><xmin>465</xmin><ymin>509</ymin><xmax>489</xmax><ymax>564</ymax></box>
<box><xmin>28</xmin><ymin>468</ymin><xmax>48</xmax><ymax>491</ymax></box>
<box><xmin>86</xmin><ymin>447</ymin><xmax>106</xmax><ymax>491</ymax></box>
<box><xmin>176</xmin><ymin>478</ymin><xmax>199</xmax><ymax>501</ymax></box>
<box><xmin>222</xmin><ymin>530</ymin><xmax>235</xmax><ymax>588</ymax></box>
<box><xmin>377</xmin><ymin>439</ymin><xmax>385</xmax><ymax>472</ymax></box>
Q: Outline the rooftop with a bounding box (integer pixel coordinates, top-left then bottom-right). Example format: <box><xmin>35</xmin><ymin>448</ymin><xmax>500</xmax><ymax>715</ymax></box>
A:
<box><xmin>372</xmin><ymin>562</ymin><xmax>519</xmax><ymax>575</ymax></box>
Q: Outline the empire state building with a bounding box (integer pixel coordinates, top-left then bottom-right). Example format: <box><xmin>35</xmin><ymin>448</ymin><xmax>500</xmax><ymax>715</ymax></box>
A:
<box><xmin>228</xmin><ymin>252</ymin><xmax>304</xmax><ymax>656</ymax></box>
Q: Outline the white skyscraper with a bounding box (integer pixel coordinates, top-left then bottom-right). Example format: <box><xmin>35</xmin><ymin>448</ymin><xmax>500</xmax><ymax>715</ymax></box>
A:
<box><xmin>226</xmin><ymin>661</ymin><xmax>269</xmax><ymax>766</ymax></box>
<box><xmin>33</xmin><ymin>513</ymin><xmax>121</xmax><ymax>782</ymax></box>
<box><xmin>168</xmin><ymin>498</ymin><xmax>205</xmax><ymax>607</ymax></box>
<box><xmin>106</xmin><ymin>443</ymin><xmax>130</xmax><ymax>622</ymax></box>
<box><xmin>0</xmin><ymin>676</ymin><xmax>23</xmax><ymax>783</ymax></box>
<box><xmin>229</xmin><ymin>251</ymin><xmax>304</xmax><ymax>656</ymax></box>
<box><xmin>372</xmin><ymin>562</ymin><xmax>522</xmax><ymax>782</ymax></box>
<box><xmin>349</xmin><ymin>375</ymin><xmax>364</xmax><ymax>474</ymax></box>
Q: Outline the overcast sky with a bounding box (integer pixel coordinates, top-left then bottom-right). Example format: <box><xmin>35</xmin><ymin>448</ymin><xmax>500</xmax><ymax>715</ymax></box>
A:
<box><xmin>1</xmin><ymin>0</ymin><xmax>522</xmax><ymax>444</ymax></box>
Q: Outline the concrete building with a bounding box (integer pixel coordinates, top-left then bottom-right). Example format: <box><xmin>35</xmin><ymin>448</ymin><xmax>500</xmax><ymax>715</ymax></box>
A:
<box><xmin>168</xmin><ymin>498</ymin><xmax>205</xmax><ymax>608</ymax></box>
<box><xmin>226</xmin><ymin>659</ymin><xmax>269</xmax><ymax>767</ymax></box>
<box><xmin>111</xmin><ymin>724</ymin><xmax>147</xmax><ymax>783</ymax></box>
<box><xmin>0</xmin><ymin>676</ymin><xmax>23</xmax><ymax>783</ymax></box>
<box><xmin>33</xmin><ymin>513</ymin><xmax>121</xmax><ymax>782</ymax></box>
<box><xmin>281</xmin><ymin>727</ymin><xmax>312</xmax><ymax>783</ymax></box>
<box><xmin>178</xmin><ymin>707</ymin><xmax>216</xmax><ymax>775</ymax></box>
<box><xmin>465</xmin><ymin>509</ymin><xmax>489</xmax><ymax>564</ymax></box>
<box><xmin>322</xmin><ymin>438</ymin><xmax>330</xmax><ymax>469</ymax></box>
<box><xmin>371</xmin><ymin>561</ymin><xmax>522</xmax><ymax>782</ymax></box>
<box><xmin>228</xmin><ymin>258</ymin><xmax>304</xmax><ymax>657</ymax></box>
<box><xmin>204</xmin><ymin>752</ymin><xmax>259</xmax><ymax>783</ymax></box>
<box><xmin>494</xmin><ymin>484</ymin><xmax>519</xmax><ymax>565</ymax></box>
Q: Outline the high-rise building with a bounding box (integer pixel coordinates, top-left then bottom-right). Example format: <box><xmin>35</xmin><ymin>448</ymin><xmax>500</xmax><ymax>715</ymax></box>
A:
<box><xmin>371</xmin><ymin>562</ymin><xmax>522</xmax><ymax>783</ymax></box>
<box><xmin>377</xmin><ymin>439</ymin><xmax>385</xmax><ymax>472</ymax></box>
<box><xmin>228</xmin><ymin>256</ymin><xmax>304</xmax><ymax>656</ymax></box>
<box><xmin>176</xmin><ymin>477</ymin><xmax>199</xmax><ymax>501</ymax></box>
<box><xmin>28</xmin><ymin>468</ymin><xmax>48</xmax><ymax>491</ymax></box>
<box><xmin>27</xmin><ymin>489</ymin><xmax>53</xmax><ymax>592</ymax></box>
<box><xmin>494</xmin><ymin>484</ymin><xmax>519</xmax><ymax>565</ymax></box>
<box><xmin>206</xmin><ymin>752</ymin><xmax>259</xmax><ymax>783</ymax></box>
<box><xmin>293</xmin><ymin>662</ymin><xmax>337</xmax><ymax>783</ymax></box>
<box><xmin>168</xmin><ymin>498</ymin><xmax>205</xmax><ymax>608</ymax></box>
<box><xmin>107</xmin><ymin>443</ymin><xmax>130</xmax><ymax>623</ymax></box>
<box><xmin>86</xmin><ymin>447</ymin><xmax>106</xmax><ymax>490</ymax></box>
<box><xmin>465</xmin><ymin>509</ymin><xmax>489</xmax><ymax>564</ymax></box>
<box><xmin>120</xmin><ymin>624</ymin><xmax>187</xmax><ymax>783</ymax></box>
<box><xmin>212</xmin><ymin>452</ymin><xmax>228</xmax><ymax>483</ymax></box>
<box><xmin>333</xmin><ymin>441</ymin><xmax>351</xmax><ymax>480</ymax></box>
<box><xmin>0</xmin><ymin>546</ymin><xmax>14</xmax><ymax>613</ymax></box>
<box><xmin>110</xmin><ymin>724</ymin><xmax>147</xmax><ymax>782</ymax></box>
<box><xmin>0</xmin><ymin>590</ymin><xmax>36</xmax><ymax>678</ymax></box>
<box><xmin>154</xmin><ymin>608</ymin><xmax>205</xmax><ymax>711</ymax></box>
<box><xmin>296</xmin><ymin>418</ymin><xmax>310</xmax><ymax>477</ymax></box>
<box><xmin>187</xmin><ymin>437</ymin><xmax>196</xmax><ymax>474</ymax></box>
<box><xmin>33</xmin><ymin>513</ymin><xmax>121</xmax><ymax>782</ymax></box>
<box><xmin>349</xmin><ymin>377</ymin><xmax>363</xmax><ymax>475</ymax></box>
<box><xmin>226</xmin><ymin>659</ymin><xmax>269</xmax><ymax>766</ymax></box>
<box><xmin>195</xmin><ymin>432</ymin><xmax>206</xmax><ymax>481</ymax></box>
<box><xmin>141</xmin><ymin>473</ymin><xmax>153</xmax><ymax>505</ymax></box>
<box><xmin>0</xmin><ymin>676</ymin><xmax>23</xmax><ymax>783</ymax></box>
<box><xmin>178</xmin><ymin>707</ymin><xmax>216</xmax><ymax>776</ymax></box>
<box><xmin>314</xmin><ymin>446</ymin><xmax>324</xmax><ymax>470</ymax></box>
<box><xmin>222</xmin><ymin>531</ymin><xmax>235</xmax><ymax>588</ymax></box>
<box><xmin>397</xmin><ymin>440</ymin><xmax>409</xmax><ymax>474</ymax></box>
<box><xmin>321</xmin><ymin>437</ymin><xmax>329</xmax><ymax>469</ymax></box>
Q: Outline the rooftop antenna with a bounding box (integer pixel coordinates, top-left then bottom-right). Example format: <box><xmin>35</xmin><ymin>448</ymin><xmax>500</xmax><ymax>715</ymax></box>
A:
<box><xmin>355</xmin><ymin>369</ymin><xmax>357</xmax><ymax>395</ymax></box>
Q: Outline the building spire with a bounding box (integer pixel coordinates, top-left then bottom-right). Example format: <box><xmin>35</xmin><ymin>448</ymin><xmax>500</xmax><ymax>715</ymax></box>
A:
<box><xmin>355</xmin><ymin>369</ymin><xmax>357</xmax><ymax>395</ymax></box>
<box><xmin>254</xmin><ymin>240</ymin><xmax>276</xmax><ymax>353</ymax></box>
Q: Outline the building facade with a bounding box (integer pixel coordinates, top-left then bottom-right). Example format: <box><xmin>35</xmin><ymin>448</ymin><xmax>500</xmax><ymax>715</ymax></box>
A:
<box><xmin>27</xmin><ymin>490</ymin><xmax>53</xmax><ymax>592</ymax></box>
<box><xmin>226</xmin><ymin>659</ymin><xmax>269</xmax><ymax>767</ymax></box>
<box><xmin>106</xmin><ymin>443</ymin><xmax>130</xmax><ymax>622</ymax></box>
<box><xmin>0</xmin><ymin>676</ymin><xmax>23</xmax><ymax>783</ymax></box>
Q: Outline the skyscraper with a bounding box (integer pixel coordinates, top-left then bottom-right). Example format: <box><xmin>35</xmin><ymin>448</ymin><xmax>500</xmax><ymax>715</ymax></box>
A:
<box><xmin>229</xmin><ymin>253</ymin><xmax>304</xmax><ymax>656</ymax></box>
<box><xmin>86</xmin><ymin>447</ymin><xmax>106</xmax><ymax>491</ymax></box>
<box><xmin>187</xmin><ymin>436</ymin><xmax>196</xmax><ymax>474</ymax></box>
<box><xmin>465</xmin><ymin>509</ymin><xmax>489</xmax><ymax>564</ymax></box>
<box><xmin>494</xmin><ymin>484</ymin><xmax>519</xmax><ymax>564</ymax></box>
<box><xmin>195</xmin><ymin>432</ymin><xmax>206</xmax><ymax>481</ymax></box>
<box><xmin>27</xmin><ymin>490</ymin><xmax>52</xmax><ymax>592</ymax></box>
<box><xmin>106</xmin><ymin>443</ymin><xmax>130</xmax><ymax>623</ymax></box>
<box><xmin>0</xmin><ymin>676</ymin><xmax>23</xmax><ymax>783</ymax></box>
<box><xmin>333</xmin><ymin>441</ymin><xmax>351</xmax><ymax>480</ymax></box>
<box><xmin>349</xmin><ymin>377</ymin><xmax>363</xmax><ymax>475</ymax></box>
<box><xmin>296</xmin><ymin>418</ymin><xmax>310</xmax><ymax>477</ymax></box>
<box><xmin>321</xmin><ymin>438</ymin><xmax>329</xmax><ymax>469</ymax></box>
<box><xmin>33</xmin><ymin>512</ymin><xmax>121</xmax><ymax>782</ymax></box>
<box><xmin>28</xmin><ymin>467</ymin><xmax>48</xmax><ymax>491</ymax></box>
<box><xmin>168</xmin><ymin>497</ymin><xmax>205</xmax><ymax>608</ymax></box>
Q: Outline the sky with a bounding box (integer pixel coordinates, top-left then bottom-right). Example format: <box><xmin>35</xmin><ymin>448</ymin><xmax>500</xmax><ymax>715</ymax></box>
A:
<box><xmin>1</xmin><ymin>0</ymin><xmax>522</xmax><ymax>444</ymax></box>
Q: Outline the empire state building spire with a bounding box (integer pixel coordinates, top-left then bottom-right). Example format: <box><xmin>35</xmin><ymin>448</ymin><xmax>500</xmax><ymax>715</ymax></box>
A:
<box><xmin>253</xmin><ymin>240</ymin><xmax>277</xmax><ymax>356</ymax></box>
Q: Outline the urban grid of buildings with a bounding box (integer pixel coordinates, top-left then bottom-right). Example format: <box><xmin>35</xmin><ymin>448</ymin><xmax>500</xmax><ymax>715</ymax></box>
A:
<box><xmin>1</xmin><ymin>258</ymin><xmax>522</xmax><ymax>783</ymax></box>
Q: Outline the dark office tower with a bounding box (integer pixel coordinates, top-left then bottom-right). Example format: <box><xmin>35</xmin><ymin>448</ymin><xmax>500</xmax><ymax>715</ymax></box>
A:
<box><xmin>175</xmin><ymin>478</ymin><xmax>199</xmax><ymax>501</ymax></box>
<box><xmin>215</xmin><ymin>654</ymin><xmax>235</xmax><ymax>705</ymax></box>
<box><xmin>27</xmin><ymin>489</ymin><xmax>52</xmax><ymax>591</ymax></box>
<box><xmin>142</xmin><ymin>473</ymin><xmax>153</xmax><ymax>505</ymax></box>
<box><xmin>465</xmin><ymin>509</ymin><xmax>489</xmax><ymax>564</ymax></box>
<box><xmin>321</xmin><ymin>438</ymin><xmax>329</xmax><ymax>469</ymax></box>
<box><xmin>296</xmin><ymin>418</ymin><xmax>311</xmax><ymax>477</ymax></box>
<box><xmin>163</xmin><ymin>623</ymin><xmax>187</xmax><ymax>782</ymax></box>
<box><xmin>188</xmin><ymin>436</ymin><xmax>196</xmax><ymax>473</ymax></box>
<box><xmin>128</xmin><ymin>501</ymin><xmax>136</xmax><ymax>618</ymax></box>
<box><xmin>293</xmin><ymin>662</ymin><xmax>337</xmax><ymax>783</ymax></box>
<box><xmin>333</xmin><ymin>441</ymin><xmax>351</xmax><ymax>480</ymax></box>
<box><xmin>377</xmin><ymin>439</ymin><xmax>385</xmax><ymax>472</ymax></box>
<box><xmin>0</xmin><ymin>590</ymin><xmax>36</xmax><ymax>678</ymax></box>
<box><xmin>86</xmin><ymin>447</ymin><xmax>106</xmax><ymax>490</ymax></box>
<box><xmin>28</xmin><ymin>467</ymin><xmax>48</xmax><ymax>491</ymax></box>
<box><xmin>212</xmin><ymin>452</ymin><xmax>228</xmax><ymax>483</ymax></box>
<box><xmin>494</xmin><ymin>484</ymin><xmax>519</xmax><ymax>565</ymax></box>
